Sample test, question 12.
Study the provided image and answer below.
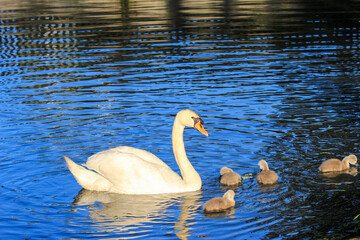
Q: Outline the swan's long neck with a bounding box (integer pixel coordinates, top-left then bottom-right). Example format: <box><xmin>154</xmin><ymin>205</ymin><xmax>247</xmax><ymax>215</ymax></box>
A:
<box><xmin>172</xmin><ymin>117</ymin><xmax>201</xmax><ymax>188</ymax></box>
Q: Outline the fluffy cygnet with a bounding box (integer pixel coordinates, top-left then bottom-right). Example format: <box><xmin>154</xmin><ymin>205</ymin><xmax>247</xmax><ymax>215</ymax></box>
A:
<box><xmin>220</xmin><ymin>167</ymin><xmax>241</xmax><ymax>186</ymax></box>
<box><xmin>256</xmin><ymin>160</ymin><xmax>278</xmax><ymax>185</ymax></box>
<box><xmin>203</xmin><ymin>190</ymin><xmax>235</xmax><ymax>213</ymax></box>
<box><xmin>319</xmin><ymin>154</ymin><xmax>358</xmax><ymax>172</ymax></box>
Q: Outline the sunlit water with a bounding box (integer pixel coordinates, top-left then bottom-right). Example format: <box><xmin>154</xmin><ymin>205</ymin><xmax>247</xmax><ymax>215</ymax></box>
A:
<box><xmin>1</xmin><ymin>0</ymin><xmax>360</xmax><ymax>239</ymax></box>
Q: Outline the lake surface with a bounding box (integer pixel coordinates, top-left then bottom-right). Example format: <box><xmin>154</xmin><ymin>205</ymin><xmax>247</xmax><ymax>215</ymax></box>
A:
<box><xmin>1</xmin><ymin>0</ymin><xmax>360</xmax><ymax>239</ymax></box>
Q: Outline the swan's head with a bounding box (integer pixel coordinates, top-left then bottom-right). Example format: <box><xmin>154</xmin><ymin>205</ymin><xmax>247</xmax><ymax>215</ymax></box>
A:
<box><xmin>258</xmin><ymin>160</ymin><xmax>269</xmax><ymax>171</ymax></box>
<box><xmin>177</xmin><ymin>109</ymin><xmax>209</xmax><ymax>137</ymax></box>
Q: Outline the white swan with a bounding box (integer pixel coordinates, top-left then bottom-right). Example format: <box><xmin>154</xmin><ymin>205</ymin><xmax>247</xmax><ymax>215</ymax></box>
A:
<box><xmin>64</xmin><ymin>109</ymin><xmax>209</xmax><ymax>194</ymax></box>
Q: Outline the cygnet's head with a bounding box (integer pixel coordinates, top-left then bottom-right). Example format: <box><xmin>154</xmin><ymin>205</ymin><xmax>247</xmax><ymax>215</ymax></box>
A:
<box><xmin>220</xmin><ymin>167</ymin><xmax>234</xmax><ymax>176</ymax></box>
<box><xmin>258</xmin><ymin>160</ymin><xmax>269</xmax><ymax>171</ymax></box>
<box><xmin>177</xmin><ymin>109</ymin><xmax>208</xmax><ymax>137</ymax></box>
<box><xmin>343</xmin><ymin>154</ymin><xmax>358</xmax><ymax>166</ymax></box>
<box><xmin>223</xmin><ymin>190</ymin><xmax>235</xmax><ymax>201</ymax></box>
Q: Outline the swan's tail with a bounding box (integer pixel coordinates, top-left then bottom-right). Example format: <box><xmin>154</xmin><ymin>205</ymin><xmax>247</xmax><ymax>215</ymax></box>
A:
<box><xmin>64</xmin><ymin>155</ymin><xmax>113</xmax><ymax>192</ymax></box>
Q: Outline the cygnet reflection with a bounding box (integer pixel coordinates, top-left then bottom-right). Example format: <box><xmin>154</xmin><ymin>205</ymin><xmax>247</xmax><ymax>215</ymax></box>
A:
<box><xmin>320</xmin><ymin>167</ymin><xmax>358</xmax><ymax>178</ymax></box>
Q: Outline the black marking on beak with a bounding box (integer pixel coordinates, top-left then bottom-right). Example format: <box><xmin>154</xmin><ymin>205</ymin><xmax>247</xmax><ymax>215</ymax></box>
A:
<box><xmin>192</xmin><ymin>117</ymin><xmax>204</xmax><ymax>127</ymax></box>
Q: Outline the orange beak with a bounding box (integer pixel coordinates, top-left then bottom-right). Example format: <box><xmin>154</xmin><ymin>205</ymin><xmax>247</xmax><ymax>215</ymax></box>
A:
<box><xmin>194</xmin><ymin>121</ymin><xmax>209</xmax><ymax>137</ymax></box>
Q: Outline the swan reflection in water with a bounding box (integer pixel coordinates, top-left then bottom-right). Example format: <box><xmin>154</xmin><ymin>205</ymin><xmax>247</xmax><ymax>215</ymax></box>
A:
<box><xmin>71</xmin><ymin>189</ymin><xmax>203</xmax><ymax>239</ymax></box>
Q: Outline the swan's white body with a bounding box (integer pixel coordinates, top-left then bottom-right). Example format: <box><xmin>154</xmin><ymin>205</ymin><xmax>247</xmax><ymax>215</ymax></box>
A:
<box><xmin>64</xmin><ymin>109</ymin><xmax>208</xmax><ymax>194</ymax></box>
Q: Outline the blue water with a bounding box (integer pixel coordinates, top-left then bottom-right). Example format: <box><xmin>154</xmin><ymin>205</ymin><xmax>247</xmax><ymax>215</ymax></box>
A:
<box><xmin>1</xmin><ymin>0</ymin><xmax>360</xmax><ymax>239</ymax></box>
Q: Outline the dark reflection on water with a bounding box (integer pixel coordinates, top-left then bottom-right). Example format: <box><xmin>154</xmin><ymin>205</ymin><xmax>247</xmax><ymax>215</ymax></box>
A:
<box><xmin>1</xmin><ymin>0</ymin><xmax>360</xmax><ymax>239</ymax></box>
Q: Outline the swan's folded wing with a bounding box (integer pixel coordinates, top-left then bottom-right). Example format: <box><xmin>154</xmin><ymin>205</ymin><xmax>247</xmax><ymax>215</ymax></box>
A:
<box><xmin>111</xmin><ymin>146</ymin><xmax>170</xmax><ymax>168</ymax></box>
<box><xmin>64</xmin><ymin>155</ymin><xmax>113</xmax><ymax>192</ymax></box>
<box><xmin>84</xmin><ymin>147</ymin><xmax>184</xmax><ymax>194</ymax></box>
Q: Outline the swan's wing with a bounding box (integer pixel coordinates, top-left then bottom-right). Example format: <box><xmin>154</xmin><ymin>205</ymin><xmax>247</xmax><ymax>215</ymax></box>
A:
<box><xmin>84</xmin><ymin>147</ymin><xmax>184</xmax><ymax>194</ymax></box>
<box><xmin>111</xmin><ymin>146</ymin><xmax>170</xmax><ymax>168</ymax></box>
<box><xmin>65</xmin><ymin>155</ymin><xmax>113</xmax><ymax>192</ymax></box>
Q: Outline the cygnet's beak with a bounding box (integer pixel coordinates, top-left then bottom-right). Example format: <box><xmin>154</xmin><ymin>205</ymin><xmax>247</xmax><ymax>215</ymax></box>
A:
<box><xmin>194</xmin><ymin>119</ymin><xmax>209</xmax><ymax>137</ymax></box>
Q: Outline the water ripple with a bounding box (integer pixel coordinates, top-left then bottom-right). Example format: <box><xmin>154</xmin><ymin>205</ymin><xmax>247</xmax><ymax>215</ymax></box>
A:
<box><xmin>1</xmin><ymin>0</ymin><xmax>360</xmax><ymax>239</ymax></box>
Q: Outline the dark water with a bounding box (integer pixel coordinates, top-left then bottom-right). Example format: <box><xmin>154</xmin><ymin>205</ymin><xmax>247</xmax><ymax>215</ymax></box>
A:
<box><xmin>1</xmin><ymin>0</ymin><xmax>360</xmax><ymax>239</ymax></box>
